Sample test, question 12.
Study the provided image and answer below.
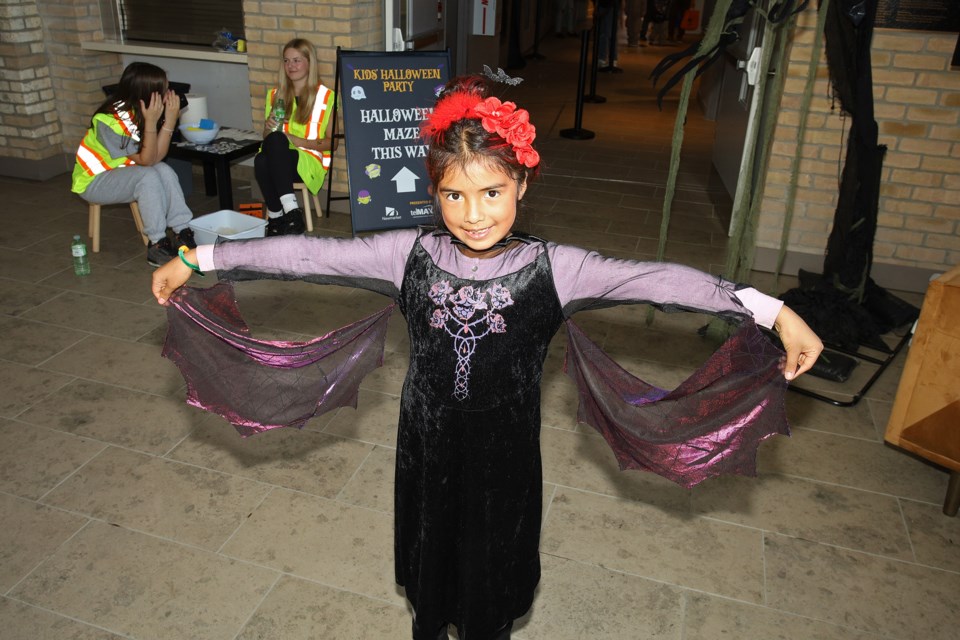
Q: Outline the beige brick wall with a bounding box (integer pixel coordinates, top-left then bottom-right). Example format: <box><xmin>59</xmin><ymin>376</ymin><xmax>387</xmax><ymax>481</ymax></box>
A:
<box><xmin>758</xmin><ymin>6</ymin><xmax>960</xmax><ymax>276</ymax></box>
<box><xmin>38</xmin><ymin>0</ymin><xmax>124</xmax><ymax>157</ymax></box>
<box><xmin>1</xmin><ymin>0</ymin><xmax>125</xmax><ymax>175</ymax></box>
<box><xmin>1</xmin><ymin>0</ymin><xmax>381</xmax><ymax>187</ymax></box>
<box><xmin>0</xmin><ymin>0</ymin><xmax>69</xmax><ymax>163</ymax></box>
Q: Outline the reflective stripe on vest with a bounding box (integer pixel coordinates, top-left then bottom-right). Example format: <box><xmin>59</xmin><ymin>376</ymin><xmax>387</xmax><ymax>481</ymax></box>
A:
<box><xmin>298</xmin><ymin>147</ymin><xmax>331</xmax><ymax>169</ymax></box>
<box><xmin>272</xmin><ymin>85</ymin><xmax>331</xmax><ymax>141</ymax></box>
<box><xmin>112</xmin><ymin>103</ymin><xmax>140</xmax><ymax>141</ymax></box>
<box><xmin>76</xmin><ymin>144</ymin><xmax>113</xmax><ymax>177</ymax></box>
<box><xmin>305</xmin><ymin>85</ymin><xmax>332</xmax><ymax>139</ymax></box>
<box><xmin>265</xmin><ymin>86</ymin><xmax>334</xmax><ymax>179</ymax></box>
<box><xmin>75</xmin><ymin>110</ymin><xmax>138</xmax><ymax>178</ymax></box>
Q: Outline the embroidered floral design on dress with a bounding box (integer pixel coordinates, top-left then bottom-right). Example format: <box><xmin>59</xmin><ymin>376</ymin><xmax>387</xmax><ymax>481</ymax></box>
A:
<box><xmin>428</xmin><ymin>279</ymin><xmax>514</xmax><ymax>400</ymax></box>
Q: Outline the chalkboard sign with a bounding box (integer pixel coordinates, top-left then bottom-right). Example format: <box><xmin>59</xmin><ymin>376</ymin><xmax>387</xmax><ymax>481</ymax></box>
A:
<box><xmin>337</xmin><ymin>50</ymin><xmax>450</xmax><ymax>233</ymax></box>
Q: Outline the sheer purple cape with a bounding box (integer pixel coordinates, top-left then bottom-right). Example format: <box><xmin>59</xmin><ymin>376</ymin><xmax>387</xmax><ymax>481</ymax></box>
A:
<box><xmin>162</xmin><ymin>283</ymin><xmax>393</xmax><ymax>436</ymax></box>
<box><xmin>163</xmin><ymin>283</ymin><xmax>788</xmax><ymax>486</ymax></box>
<box><xmin>564</xmin><ymin>320</ymin><xmax>788</xmax><ymax>488</ymax></box>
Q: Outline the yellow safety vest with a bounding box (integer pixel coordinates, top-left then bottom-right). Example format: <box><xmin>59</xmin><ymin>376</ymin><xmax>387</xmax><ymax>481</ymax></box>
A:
<box><xmin>71</xmin><ymin>105</ymin><xmax>139</xmax><ymax>194</ymax></box>
<box><xmin>264</xmin><ymin>84</ymin><xmax>336</xmax><ymax>194</ymax></box>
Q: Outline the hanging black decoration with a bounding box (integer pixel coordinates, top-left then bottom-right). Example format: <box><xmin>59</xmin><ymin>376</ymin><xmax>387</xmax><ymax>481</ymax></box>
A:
<box><xmin>650</xmin><ymin>0</ymin><xmax>810</xmax><ymax>107</ymax></box>
<box><xmin>780</xmin><ymin>0</ymin><xmax>918</xmax><ymax>352</ymax></box>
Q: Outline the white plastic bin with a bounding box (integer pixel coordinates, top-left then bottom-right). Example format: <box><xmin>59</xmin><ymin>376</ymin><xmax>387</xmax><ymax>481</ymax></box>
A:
<box><xmin>189</xmin><ymin>209</ymin><xmax>267</xmax><ymax>245</ymax></box>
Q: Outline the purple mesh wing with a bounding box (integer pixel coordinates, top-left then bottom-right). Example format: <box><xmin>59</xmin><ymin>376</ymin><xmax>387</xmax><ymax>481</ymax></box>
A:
<box><xmin>162</xmin><ymin>283</ymin><xmax>394</xmax><ymax>436</ymax></box>
<box><xmin>563</xmin><ymin>319</ymin><xmax>789</xmax><ymax>488</ymax></box>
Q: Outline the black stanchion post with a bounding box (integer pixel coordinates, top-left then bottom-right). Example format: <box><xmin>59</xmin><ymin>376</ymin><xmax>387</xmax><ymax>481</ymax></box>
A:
<box><xmin>526</xmin><ymin>0</ymin><xmax>546</xmax><ymax>60</ymax></box>
<box><xmin>584</xmin><ymin>20</ymin><xmax>606</xmax><ymax>104</ymax></box>
<box><xmin>560</xmin><ymin>29</ymin><xmax>596</xmax><ymax>140</ymax></box>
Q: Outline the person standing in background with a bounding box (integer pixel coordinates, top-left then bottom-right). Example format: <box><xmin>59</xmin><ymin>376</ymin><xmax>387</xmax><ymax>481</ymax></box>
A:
<box><xmin>668</xmin><ymin>0</ymin><xmax>693</xmax><ymax>43</ymax></box>
<box><xmin>595</xmin><ymin>0</ymin><xmax>623</xmax><ymax>71</ymax></box>
<box><xmin>625</xmin><ymin>0</ymin><xmax>647</xmax><ymax>47</ymax></box>
<box><xmin>647</xmin><ymin>0</ymin><xmax>670</xmax><ymax>45</ymax></box>
<box><xmin>555</xmin><ymin>0</ymin><xmax>576</xmax><ymax>36</ymax></box>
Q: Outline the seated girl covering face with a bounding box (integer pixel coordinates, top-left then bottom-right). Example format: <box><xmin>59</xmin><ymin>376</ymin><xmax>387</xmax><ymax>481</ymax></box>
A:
<box><xmin>72</xmin><ymin>62</ymin><xmax>196</xmax><ymax>267</ymax></box>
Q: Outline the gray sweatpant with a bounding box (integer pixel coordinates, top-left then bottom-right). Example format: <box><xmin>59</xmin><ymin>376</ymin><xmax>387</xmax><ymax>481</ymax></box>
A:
<box><xmin>82</xmin><ymin>162</ymin><xmax>193</xmax><ymax>243</ymax></box>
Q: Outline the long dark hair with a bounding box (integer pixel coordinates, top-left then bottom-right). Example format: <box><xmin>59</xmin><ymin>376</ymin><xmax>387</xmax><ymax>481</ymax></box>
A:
<box><xmin>93</xmin><ymin>62</ymin><xmax>168</xmax><ymax>150</ymax></box>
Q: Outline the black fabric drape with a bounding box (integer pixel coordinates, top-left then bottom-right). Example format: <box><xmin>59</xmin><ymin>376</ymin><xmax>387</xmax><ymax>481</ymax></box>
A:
<box><xmin>821</xmin><ymin>0</ymin><xmax>884</xmax><ymax>295</ymax></box>
<box><xmin>780</xmin><ymin>0</ymin><xmax>918</xmax><ymax>352</ymax></box>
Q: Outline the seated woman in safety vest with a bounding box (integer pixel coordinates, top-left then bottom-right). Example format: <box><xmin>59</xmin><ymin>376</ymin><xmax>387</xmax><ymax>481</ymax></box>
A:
<box><xmin>258</xmin><ymin>37</ymin><xmax>337</xmax><ymax>236</ymax></box>
<box><xmin>72</xmin><ymin>62</ymin><xmax>196</xmax><ymax>267</ymax></box>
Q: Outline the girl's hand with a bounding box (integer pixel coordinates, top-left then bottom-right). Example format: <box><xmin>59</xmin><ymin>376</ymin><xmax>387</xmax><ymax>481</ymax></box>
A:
<box><xmin>162</xmin><ymin>89</ymin><xmax>181</xmax><ymax>123</ymax></box>
<box><xmin>151</xmin><ymin>250</ymin><xmax>196</xmax><ymax>306</ymax></box>
<box><xmin>264</xmin><ymin>116</ymin><xmax>282</xmax><ymax>136</ymax></box>
<box><xmin>773</xmin><ymin>305</ymin><xmax>823</xmax><ymax>380</ymax></box>
<box><xmin>140</xmin><ymin>91</ymin><xmax>164</xmax><ymax>130</ymax></box>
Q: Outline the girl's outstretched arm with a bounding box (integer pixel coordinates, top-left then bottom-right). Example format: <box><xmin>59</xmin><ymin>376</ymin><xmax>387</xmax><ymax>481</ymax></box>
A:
<box><xmin>152</xmin><ymin>247</ymin><xmax>198</xmax><ymax>305</ymax></box>
<box><xmin>773</xmin><ymin>305</ymin><xmax>823</xmax><ymax>380</ymax></box>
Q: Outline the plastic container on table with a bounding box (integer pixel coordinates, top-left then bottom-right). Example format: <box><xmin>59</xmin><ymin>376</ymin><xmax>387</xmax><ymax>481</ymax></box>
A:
<box><xmin>178</xmin><ymin>121</ymin><xmax>220</xmax><ymax>144</ymax></box>
<box><xmin>188</xmin><ymin>209</ymin><xmax>268</xmax><ymax>245</ymax></box>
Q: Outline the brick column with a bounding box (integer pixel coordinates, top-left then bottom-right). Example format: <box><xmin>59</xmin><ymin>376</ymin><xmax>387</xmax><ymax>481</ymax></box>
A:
<box><xmin>0</xmin><ymin>0</ymin><xmax>122</xmax><ymax>179</ymax></box>
<box><xmin>0</xmin><ymin>0</ymin><xmax>60</xmax><ymax>177</ymax></box>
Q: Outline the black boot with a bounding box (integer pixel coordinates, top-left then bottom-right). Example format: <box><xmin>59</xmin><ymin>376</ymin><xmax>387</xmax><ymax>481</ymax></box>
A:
<box><xmin>266</xmin><ymin>215</ymin><xmax>285</xmax><ymax>236</ymax></box>
<box><xmin>282</xmin><ymin>207</ymin><xmax>306</xmax><ymax>235</ymax></box>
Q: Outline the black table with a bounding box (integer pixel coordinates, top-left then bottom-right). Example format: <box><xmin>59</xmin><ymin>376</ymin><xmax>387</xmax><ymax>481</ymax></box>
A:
<box><xmin>167</xmin><ymin>127</ymin><xmax>261</xmax><ymax>210</ymax></box>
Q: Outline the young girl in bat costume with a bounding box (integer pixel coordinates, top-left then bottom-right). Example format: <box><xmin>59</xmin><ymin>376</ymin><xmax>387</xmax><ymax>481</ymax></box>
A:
<box><xmin>152</xmin><ymin>75</ymin><xmax>822</xmax><ymax>640</ymax></box>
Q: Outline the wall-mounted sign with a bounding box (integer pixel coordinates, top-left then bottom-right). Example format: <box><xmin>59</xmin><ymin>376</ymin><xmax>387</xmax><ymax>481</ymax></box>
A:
<box><xmin>473</xmin><ymin>0</ymin><xmax>496</xmax><ymax>36</ymax></box>
<box><xmin>337</xmin><ymin>49</ymin><xmax>451</xmax><ymax>233</ymax></box>
<box><xmin>875</xmin><ymin>0</ymin><xmax>960</xmax><ymax>32</ymax></box>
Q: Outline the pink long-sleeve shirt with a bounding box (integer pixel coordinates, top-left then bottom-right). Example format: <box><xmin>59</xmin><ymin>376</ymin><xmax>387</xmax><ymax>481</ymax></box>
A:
<box><xmin>196</xmin><ymin>229</ymin><xmax>783</xmax><ymax>327</ymax></box>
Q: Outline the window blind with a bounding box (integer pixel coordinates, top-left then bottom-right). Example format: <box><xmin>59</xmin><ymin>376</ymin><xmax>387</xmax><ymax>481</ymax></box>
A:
<box><xmin>119</xmin><ymin>0</ymin><xmax>244</xmax><ymax>47</ymax></box>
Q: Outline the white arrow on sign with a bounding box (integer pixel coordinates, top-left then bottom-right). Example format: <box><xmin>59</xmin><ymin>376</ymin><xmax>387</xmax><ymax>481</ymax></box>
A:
<box><xmin>391</xmin><ymin>166</ymin><xmax>420</xmax><ymax>193</ymax></box>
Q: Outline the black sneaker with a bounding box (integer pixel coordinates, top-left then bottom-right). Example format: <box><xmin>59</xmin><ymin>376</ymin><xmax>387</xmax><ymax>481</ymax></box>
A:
<box><xmin>266</xmin><ymin>215</ymin><xmax>285</xmax><ymax>237</ymax></box>
<box><xmin>282</xmin><ymin>208</ymin><xmax>306</xmax><ymax>235</ymax></box>
<box><xmin>175</xmin><ymin>227</ymin><xmax>197</xmax><ymax>249</ymax></box>
<box><xmin>147</xmin><ymin>237</ymin><xmax>177</xmax><ymax>267</ymax></box>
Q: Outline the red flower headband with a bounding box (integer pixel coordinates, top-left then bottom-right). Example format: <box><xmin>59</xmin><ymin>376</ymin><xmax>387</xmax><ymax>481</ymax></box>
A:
<box><xmin>422</xmin><ymin>92</ymin><xmax>540</xmax><ymax>168</ymax></box>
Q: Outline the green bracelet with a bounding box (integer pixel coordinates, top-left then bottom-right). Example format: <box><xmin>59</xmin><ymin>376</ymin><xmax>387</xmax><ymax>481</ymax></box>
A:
<box><xmin>178</xmin><ymin>245</ymin><xmax>204</xmax><ymax>276</ymax></box>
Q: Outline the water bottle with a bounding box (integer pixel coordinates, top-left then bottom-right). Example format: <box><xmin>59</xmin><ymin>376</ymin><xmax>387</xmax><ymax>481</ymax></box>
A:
<box><xmin>271</xmin><ymin>98</ymin><xmax>286</xmax><ymax>132</ymax></box>
<box><xmin>71</xmin><ymin>234</ymin><xmax>91</xmax><ymax>276</ymax></box>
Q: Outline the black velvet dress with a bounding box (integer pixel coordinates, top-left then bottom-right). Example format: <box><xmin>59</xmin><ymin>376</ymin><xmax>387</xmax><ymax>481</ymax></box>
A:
<box><xmin>395</xmin><ymin>238</ymin><xmax>564</xmax><ymax>639</ymax></box>
<box><xmin>162</xmin><ymin>229</ymin><xmax>789</xmax><ymax>640</ymax></box>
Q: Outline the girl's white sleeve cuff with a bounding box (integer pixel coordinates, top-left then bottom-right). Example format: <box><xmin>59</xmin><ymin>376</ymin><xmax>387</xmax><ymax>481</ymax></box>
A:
<box><xmin>196</xmin><ymin>245</ymin><xmax>216</xmax><ymax>272</ymax></box>
<box><xmin>735</xmin><ymin>287</ymin><xmax>783</xmax><ymax>329</ymax></box>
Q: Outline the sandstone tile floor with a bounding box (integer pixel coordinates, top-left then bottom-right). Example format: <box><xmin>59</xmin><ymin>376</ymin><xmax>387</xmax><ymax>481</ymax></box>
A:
<box><xmin>1</xmin><ymin>36</ymin><xmax>957</xmax><ymax>640</ymax></box>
